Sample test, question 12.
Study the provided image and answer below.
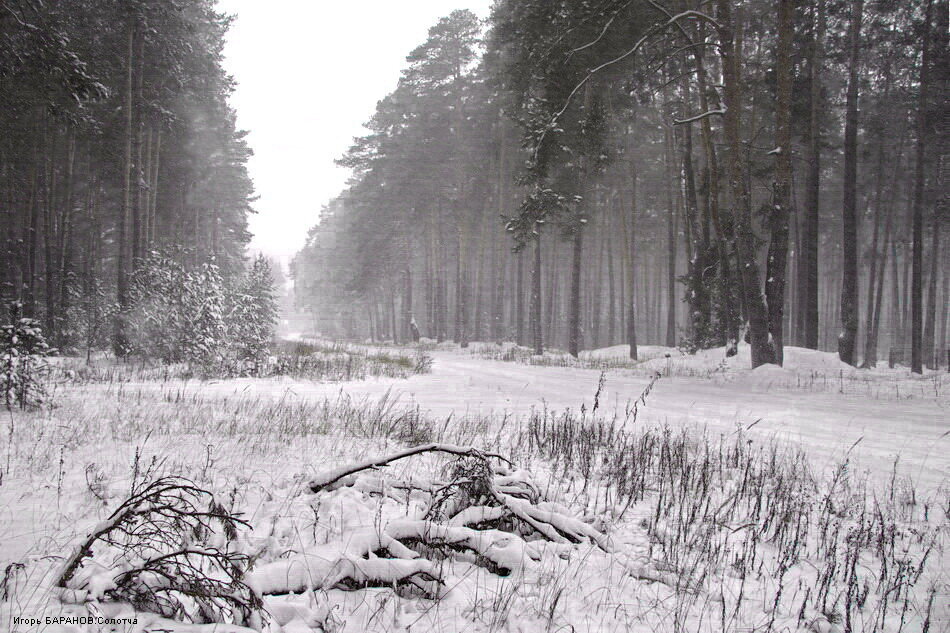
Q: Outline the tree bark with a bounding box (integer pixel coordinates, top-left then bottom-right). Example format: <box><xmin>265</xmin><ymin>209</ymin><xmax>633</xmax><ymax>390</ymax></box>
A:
<box><xmin>798</xmin><ymin>0</ymin><xmax>824</xmax><ymax>350</ymax></box>
<box><xmin>679</xmin><ymin>81</ymin><xmax>709</xmax><ymax>345</ymax></box>
<box><xmin>924</xmin><ymin>214</ymin><xmax>940</xmax><ymax>368</ymax></box>
<box><xmin>404</xmin><ymin>266</ymin><xmax>413</xmax><ymax>342</ymax></box>
<box><xmin>114</xmin><ymin>21</ymin><xmax>135</xmax><ymax>356</ymax></box>
<box><xmin>493</xmin><ymin>117</ymin><xmax>507</xmax><ymax>343</ymax></box>
<box><xmin>865</xmin><ymin>188</ymin><xmax>896</xmax><ymax>369</ymax></box>
<box><xmin>689</xmin><ymin>22</ymin><xmax>736</xmax><ymax>349</ymax></box>
<box><xmin>717</xmin><ymin>0</ymin><xmax>774</xmax><ymax>367</ymax></box>
<box><xmin>939</xmin><ymin>243</ymin><xmax>949</xmax><ymax>369</ymax></box>
<box><xmin>606</xmin><ymin>203</ymin><xmax>616</xmax><ymax>346</ymax></box>
<box><xmin>665</xmin><ymin>121</ymin><xmax>678</xmax><ymax>348</ymax></box>
<box><xmin>863</xmin><ymin>120</ymin><xmax>904</xmax><ymax>368</ymax></box>
<box><xmin>568</xmin><ymin>214</ymin><xmax>584</xmax><ymax>358</ymax></box>
<box><xmin>131</xmin><ymin>30</ymin><xmax>145</xmax><ymax>270</ymax></box>
<box><xmin>911</xmin><ymin>0</ymin><xmax>934</xmax><ymax>374</ymax></box>
<box><xmin>42</xmin><ymin>120</ymin><xmax>57</xmax><ymax>337</ymax></box>
<box><xmin>765</xmin><ymin>0</ymin><xmax>795</xmax><ymax>366</ymax></box>
<box><xmin>530</xmin><ymin>227</ymin><xmax>543</xmax><ymax>355</ymax></box>
<box><xmin>58</xmin><ymin>129</ymin><xmax>77</xmax><ymax>344</ymax></box>
<box><xmin>516</xmin><ymin>250</ymin><xmax>525</xmax><ymax>346</ymax></box>
<box><xmin>627</xmin><ymin>156</ymin><xmax>639</xmax><ymax>360</ymax></box>
<box><xmin>838</xmin><ymin>0</ymin><xmax>863</xmax><ymax>367</ymax></box>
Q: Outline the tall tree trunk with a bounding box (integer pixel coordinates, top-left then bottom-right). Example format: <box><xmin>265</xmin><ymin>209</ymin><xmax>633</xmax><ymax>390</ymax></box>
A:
<box><xmin>460</xmin><ymin>269</ymin><xmax>470</xmax><ymax>348</ymax></box>
<box><xmin>114</xmin><ymin>22</ymin><xmax>135</xmax><ymax>356</ymax></box>
<box><xmin>493</xmin><ymin>243</ymin><xmax>506</xmax><ymax>344</ymax></box>
<box><xmin>663</xmin><ymin>123</ymin><xmax>679</xmax><ymax>347</ymax></box>
<box><xmin>437</xmin><ymin>202</ymin><xmax>448</xmax><ymax>342</ymax></box>
<box><xmin>766</xmin><ymin>0</ymin><xmax>795</xmax><ymax>366</ymax></box>
<box><xmin>900</xmin><ymin>235</ymin><xmax>912</xmax><ymax>361</ymax></box>
<box><xmin>798</xmin><ymin>0</ymin><xmax>824</xmax><ymax>350</ymax></box>
<box><xmin>568</xmin><ymin>213</ymin><xmax>584</xmax><ymax>358</ymax></box>
<box><xmin>717</xmin><ymin>0</ymin><xmax>774</xmax><ymax>367</ymax></box>
<box><xmin>911</xmin><ymin>0</ymin><xmax>934</xmax><ymax>374</ymax></box>
<box><xmin>368</xmin><ymin>300</ymin><xmax>377</xmax><ymax>342</ymax></box>
<box><xmin>866</xmin><ymin>186</ymin><xmax>897</xmax><ymax>369</ymax></box>
<box><xmin>404</xmin><ymin>266</ymin><xmax>413</xmax><ymax>342</ymax></box>
<box><xmin>606</xmin><ymin>205</ymin><xmax>616</xmax><ymax>346</ymax></box>
<box><xmin>863</xmin><ymin>122</ymin><xmax>904</xmax><ymax>368</ymax></box>
<box><xmin>838</xmin><ymin>0</ymin><xmax>863</xmax><ymax>367</ymax></box>
<box><xmin>516</xmin><ymin>250</ymin><xmax>525</xmax><ymax>346</ymax></box>
<box><xmin>58</xmin><ymin>129</ymin><xmax>77</xmax><ymax>344</ymax></box>
<box><xmin>679</xmin><ymin>82</ymin><xmax>709</xmax><ymax>344</ymax></box>
<box><xmin>545</xmin><ymin>239</ymin><xmax>558</xmax><ymax>345</ymax></box>
<box><xmin>389</xmin><ymin>289</ymin><xmax>398</xmax><ymax>344</ymax></box>
<box><xmin>940</xmin><ymin>243</ymin><xmax>949</xmax><ymax>369</ymax></box>
<box><xmin>374</xmin><ymin>299</ymin><xmax>384</xmax><ymax>342</ymax></box>
<box><xmin>689</xmin><ymin>22</ymin><xmax>735</xmax><ymax>349</ymax></box>
<box><xmin>591</xmin><ymin>208</ymin><xmax>604</xmax><ymax>349</ymax></box>
<box><xmin>860</xmin><ymin>147</ymin><xmax>885</xmax><ymax>367</ymax></box>
<box><xmin>627</xmin><ymin>158</ymin><xmax>639</xmax><ymax>359</ymax></box>
<box><xmin>924</xmin><ymin>215</ymin><xmax>940</xmax><ymax>368</ymax></box>
<box><xmin>454</xmin><ymin>228</ymin><xmax>463</xmax><ymax>344</ymax></box>
<box><xmin>530</xmin><ymin>228</ymin><xmax>543</xmax><ymax>355</ymax></box>
<box><xmin>42</xmin><ymin>121</ymin><xmax>57</xmax><ymax>337</ymax></box>
<box><xmin>148</xmin><ymin>127</ymin><xmax>161</xmax><ymax>247</ymax></box>
<box><xmin>492</xmin><ymin>117</ymin><xmax>507</xmax><ymax>343</ymax></box>
<box><xmin>131</xmin><ymin>31</ymin><xmax>145</xmax><ymax>270</ymax></box>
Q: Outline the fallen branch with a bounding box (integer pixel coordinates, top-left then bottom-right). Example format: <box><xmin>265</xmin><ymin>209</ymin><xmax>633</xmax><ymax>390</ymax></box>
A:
<box><xmin>54</xmin><ymin>477</ymin><xmax>262</xmax><ymax>629</ymax></box>
<box><xmin>253</xmin><ymin>551</ymin><xmax>442</xmax><ymax>598</ymax></box>
<box><xmin>308</xmin><ymin>443</ymin><xmax>512</xmax><ymax>493</ymax></box>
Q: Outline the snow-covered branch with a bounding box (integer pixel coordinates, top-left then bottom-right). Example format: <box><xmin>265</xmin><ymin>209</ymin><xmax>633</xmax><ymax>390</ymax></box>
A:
<box><xmin>538</xmin><ymin>8</ymin><xmax>721</xmax><ymax>158</ymax></box>
<box><xmin>307</xmin><ymin>442</ymin><xmax>513</xmax><ymax>493</ymax></box>
<box><xmin>673</xmin><ymin>109</ymin><xmax>725</xmax><ymax>125</ymax></box>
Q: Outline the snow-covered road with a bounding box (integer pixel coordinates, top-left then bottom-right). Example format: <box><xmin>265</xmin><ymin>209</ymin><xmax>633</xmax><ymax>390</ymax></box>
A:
<box><xmin>210</xmin><ymin>348</ymin><xmax>948</xmax><ymax>495</ymax></box>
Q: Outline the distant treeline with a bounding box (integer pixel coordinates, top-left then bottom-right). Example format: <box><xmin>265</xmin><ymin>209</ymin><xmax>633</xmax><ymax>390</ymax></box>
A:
<box><xmin>0</xmin><ymin>1</ymin><xmax>255</xmax><ymax>354</ymax></box>
<box><xmin>292</xmin><ymin>1</ymin><xmax>947</xmax><ymax>372</ymax></box>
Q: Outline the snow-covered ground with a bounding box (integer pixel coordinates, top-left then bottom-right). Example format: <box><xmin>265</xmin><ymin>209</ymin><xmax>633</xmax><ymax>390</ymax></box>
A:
<box><xmin>1</xmin><ymin>342</ymin><xmax>947</xmax><ymax>632</ymax></box>
<box><xmin>203</xmin><ymin>343</ymin><xmax>948</xmax><ymax>491</ymax></box>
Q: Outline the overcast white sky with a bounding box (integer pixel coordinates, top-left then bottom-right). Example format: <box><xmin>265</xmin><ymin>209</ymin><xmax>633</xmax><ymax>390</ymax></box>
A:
<box><xmin>215</xmin><ymin>1</ymin><xmax>494</xmax><ymax>265</ymax></box>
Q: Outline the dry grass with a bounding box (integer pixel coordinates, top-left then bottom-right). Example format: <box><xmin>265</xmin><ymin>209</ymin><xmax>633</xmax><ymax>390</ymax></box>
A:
<box><xmin>48</xmin><ymin>341</ymin><xmax>432</xmax><ymax>385</ymax></box>
<box><xmin>1</xmin><ymin>356</ymin><xmax>946</xmax><ymax>632</ymax></box>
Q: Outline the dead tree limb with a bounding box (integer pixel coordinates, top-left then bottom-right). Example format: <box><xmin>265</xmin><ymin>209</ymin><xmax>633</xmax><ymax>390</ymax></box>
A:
<box><xmin>307</xmin><ymin>443</ymin><xmax>512</xmax><ymax>493</ymax></box>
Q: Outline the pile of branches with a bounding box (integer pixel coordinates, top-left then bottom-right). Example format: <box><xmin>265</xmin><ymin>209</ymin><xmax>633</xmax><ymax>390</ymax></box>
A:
<box><xmin>50</xmin><ymin>446</ymin><xmax>616</xmax><ymax>625</ymax></box>
<box><xmin>54</xmin><ymin>477</ymin><xmax>264</xmax><ymax>629</ymax></box>
<box><xmin>249</xmin><ymin>444</ymin><xmax>612</xmax><ymax>599</ymax></box>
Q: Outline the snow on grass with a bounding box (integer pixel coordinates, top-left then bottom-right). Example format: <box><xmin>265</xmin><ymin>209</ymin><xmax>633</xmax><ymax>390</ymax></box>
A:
<box><xmin>1</xmin><ymin>340</ymin><xmax>947</xmax><ymax>632</ymax></box>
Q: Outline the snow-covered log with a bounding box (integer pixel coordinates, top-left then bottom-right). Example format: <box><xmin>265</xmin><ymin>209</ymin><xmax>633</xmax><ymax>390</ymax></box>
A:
<box><xmin>385</xmin><ymin>519</ymin><xmax>540</xmax><ymax>576</ymax></box>
<box><xmin>250</xmin><ymin>518</ymin><xmax>541</xmax><ymax>596</ymax></box>
<box><xmin>251</xmin><ymin>549</ymin><xmax>442</xmax><ymax>598</ymax></box>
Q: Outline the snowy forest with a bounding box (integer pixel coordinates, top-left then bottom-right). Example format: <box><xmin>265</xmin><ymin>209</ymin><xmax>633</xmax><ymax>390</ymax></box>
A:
<box><xmin>293</xmin><ymin>0</ymin><xmax>947</xmax><ymax>373</ymax></box>
<box><xmin>0</xmin><ymin>0</ymin><xmax>276</xmax><ymax>365</ymax></box>
<box><xmin>1</xmin><ymin>2</ymin><xmax>948</xmax><ymax>633</ymax></box>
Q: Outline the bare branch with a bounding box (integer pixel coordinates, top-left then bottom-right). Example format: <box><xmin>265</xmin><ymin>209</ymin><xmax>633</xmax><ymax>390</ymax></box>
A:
<box><xmin>568</xmin><ymin>0</ymin><xmax>635</xmax><ymax>55</ymax></box>
<box><xmin>673</xmin><ymin>109</ymin><xmax>725</xmax><ymax>125</ymax></box>
<box><xmin>536</xmin><ymin>9</ymin><xmax>722</xmax><ymax>160</ymax></box>
<box><xmin>308</xmin><ymin>443</ymin><xmax>513</xmax><ymax>493</ymax></box>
